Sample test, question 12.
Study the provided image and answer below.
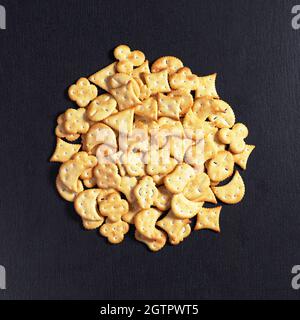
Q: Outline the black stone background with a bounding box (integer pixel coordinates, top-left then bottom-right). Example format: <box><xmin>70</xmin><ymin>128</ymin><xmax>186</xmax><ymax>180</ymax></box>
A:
<box><xmin>0</xmin><ymin>0</ymin><xmax>299</xmax><ymax>300</ymax></box>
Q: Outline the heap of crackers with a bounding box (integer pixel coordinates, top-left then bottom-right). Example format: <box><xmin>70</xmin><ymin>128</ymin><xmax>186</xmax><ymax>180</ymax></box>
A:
<box><xmin>50</xmin><ymin>45</ymin><xmax>255</xmax><ymax>251</ymax></box>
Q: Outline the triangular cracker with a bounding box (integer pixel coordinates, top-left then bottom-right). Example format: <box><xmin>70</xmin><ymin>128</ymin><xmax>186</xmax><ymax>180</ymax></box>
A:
<box><xmin>103</xmin><ymin>108</ymin><xmax>134</xmax><ymax>134</ymax></box>
<box><xmin>89</xmin><ymin>62</ymin><xmax>117</xmax><ymax>92</ymax></box>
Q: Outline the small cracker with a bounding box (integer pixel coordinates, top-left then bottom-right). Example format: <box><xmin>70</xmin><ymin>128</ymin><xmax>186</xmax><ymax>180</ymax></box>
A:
<box><xmin>100</xmin><ymin>218</ymin><xmax>129</xmax><ymax>244</ymax></box>
<box><xmin>151</xmin><ymin>56</ymin><xmax>184</xmax><ymax>75</ymax></box>
<box><xmin>134</xmin><ymin>97</ymin><xmax>158</xmax><ymax>120</ymax></box>
<box><xmin>183</xmin><ymin>172</ymin><xmax>210</xmax><ymax>201</ymax></box>
<box><xmin>195</xmin><ymin>206</ymin><xmax>222</xmax><ymax>232</ymax></box>
<box><xmin>87</xmin><ymin>94</ymin><xmax>117</xmax><ymax>122</ymax></box>
<box><xmin>233</xmin><ymin>145</ymin><xmax>255</xmax><ymax>170</ymax></box>
<box><xmin>82</xmin><ymin>219</ymin><xmax>103</xmax><ymax>230</ymax></box>
<box><xmin>144</xmin><ymin>69</ymin><xmax>171</xmax><ymax>94</ymax></box>
<box><xmin>171</xmin><ymin>193</ymin><xmax>203</xmax><ymax>219</ymax></box>
<box><xmin>64</xmin><ymin>108</ymin><xmax>90</xmax><ymax>134</ymax></box>
<box><xmin>55</xmin><ymin>114</ymin><xmax>80</xmax><ymax>141</ymax></box>
<box><xmin>50</xmin><ymin>138</ymin><xmax>81</xmax><ymax>163</ymax></box>
<box><xmin>156</xmin><ymin>210</ymin><xmax>191</xmax><ymax>245</ymax></box>
<box><xmin>110</xmin><ymin>81</ymin><xmax>141</xmax><ymax>111</ymax></box>
<box><xmin>103</xmin><ymin>108</ymin><xmax>134</xmax><ymax>134</ymax></box>
<box><xmin>74</xmin><ymin>189</ymin><xmax>104</xmax><ymax>222</ymax></box>
<box><xmin>89</xmin><ymin>62</ymin><xmax>117</xmax><ymax>92</ymax></box>
<box><xmin>207</xmin><ymin>151</ymin><xmax>234</xmax><ymax>182</ymax></box>
<box><xmin>157</xmin><ymin>93</ymin><xmax>181</xmax><ymax>120</ymax></box>
<box><xmin>153</xmin><ymin>185</ymin><xmax>172</xmax><ymax>211</ymax></box>
<box><xmin>218</xmin><ymin>123</ymin><xmax>249</xmax><ymax>154</ymax></box>
<box><xmin>164</xmin><ymin>163</ymin><xmax>195</xmax><ymax>194</ymax></box>
<box><xmin>212</xmin><ymin>171</ymin><xmax>245</xmax><ymax>204</ymax></box>
<box><xmin>135</xmin><ymin>230</ymin><xmax>167</xmax><ymax>252</ymax></box>
<box><xmin>134</xmin><ymin>208</ymin><xmax>163</xmax><ymax>240</ymax></box>
<box><xmin>94</xmin><ymin>163</ymin><xmax>121</xmax><ymax>189</ymax></box>
<box><xmin>68</xmin><ymin>78</ymin><xmax>98</xmax><ymax>108</ymax></box>
<box><xmin>99</xmin><ymin>192</ymin><xmax>129</xmax><ymax>222</ymax></box>
<box><xmin>134</xmin><ymin>176</ymin><xmax>158</xmax><ymax>209</ymax></box>
<box><xmin>195</xmin><ymin>74</ymin><xmax>219</xmax><ymax>99</ymax></box>
<box><xmin>56</xmin><ymin>175</ymin><xmax>83</xmax><ymax>202</ymax></box>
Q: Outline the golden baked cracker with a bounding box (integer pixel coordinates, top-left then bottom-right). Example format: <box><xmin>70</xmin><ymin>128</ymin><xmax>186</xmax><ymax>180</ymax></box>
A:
<box><xmin>212</xmin><ymin>171</ymin><xmax>245</xmax><ymax>204</ymax></box>
<box><xmin>168</xmin><ymin>89</ymin><xmax>193</xmax><ymax>116</ymax></box>
<box><xmin>182</xmin><ymin>109</ymin><xmax>205</xmax><ymax>141</ymax></box>
<box><xmin>144</xmin><ymin>69</ymin><xmax>171</xmax><ymax>94</ymax></box>
<box><xmin>100</xmin><ymin>218</ymin><xmax>129</xmax><ymax>244</ymax></box>
<box><xmin>87</xmin><ymin>94</ymin><xmax>117</xmax><ymax>122</ymax></box>
<box><xmin>171</xmin><ymin>193</ymin><xmax>203</xmax><ymax>219</ymax></box>
<box><xmin>109</xmin><ymin>73</ymin><xmax>140</xmax><ymax>97</ymax></box>
<box><xmin>114</xmin><ymin>45</ymin><xmax>145</xmax><ymax>74</ymax></box>
<box><xmin>208</xmin><ymin>103</ymin><xmax>236</xmax><ymax>128</ymax></box>
<box><xmin>204</xmin><ymin>129</ymin><xmax>226</xmax><ymax>161</ymax></box>
<box><xmin>135</xmin><ymin>230</ymin><xmax>167</xmax><ymax>252</ymax></box>
<box><xmin>68</xmin><ymin>78</ymin><xmax>98</xmax><ymax>107</ymax></box>
<box><xmin>233</xmin><ymin>145</ymin><xmax>255</xmax><ymax>170</ymax></box>
<box><xmin>134</xmin><ymin>208</ymin><xmax>164</xmax><ymax>240</ymax></box>
<box><xmin>164</xmin><ymin>163</ymin><xmax>195</xmax><ymax>194</ymax></box>
<box><xmin>156</xmin><ymin>210</ymin><xmax>191</xmax><ymax>245</ymax></box>
<box><xmin>55</xmin><ymin>114</ymin><xmax>80</xmax><ymax>141</ymax></box>
<box><xmin>110</xmin><ymin>80</ymin><xmax>141</xmax><ymax>111</ymax></box>
<box><xmin>165</xmin><ymin>136</ymin><xmax>193</xmax><ymax>163</ymax></box>
<box><xmin>146</xmin><ymin>149</ymin><xmax>178</xmax><ymax>176</ymax></box>
<box><xmin>218</xmin><ymin>123</ymin><xmax>248</xmax><ymax>154</ymax></box>
<box><xmin>151</xmin><ymin>56</ymin><xmax>183</xmax><ymax>75</ymax></box>
<box><xmin>194</xmin><ymin>206</ymin><xmax>222</xmax><ymax>232</ymax></box>
<box><xmin>183</xmin><ymin>172</ymin><xmax>210</xmax><ymax>201</ymax></box>
<box><xmin>132</xmin><ymin>60</ymin><xmax>150</xmax><ymax>79</ymax></box>
<box><xmin>83</xmin><ymin>176</ymin><xmax>97</xmax><ymax>188</ymax></box>
<box><xmin>84</xmin><ymin>123</ymin><xmax>117</xmax><ymax>154</ymax></box>
<box><xmin>74</xmin><ymin>189</ymin><xmax>104</xmax><ymax>222</ymax></box>
<box><xmin>134</xmin><ymin>77</ymin><xmax>151</xmax><ymax>100</ymax></box>
<box><xmin>123</xmin><ymin>152</ymin><xmax>145</xmax><ymax>177</ymax></box>
<box><xmin>154</xmin><ymin>185</ymin><xmax>172</xmax><ymax>211</ymax></box>
<box><xmin>157</xmin><ymin>93</ymin><xmax>181</xmax><ymax>120</ymax></box>
<box><xmin>94</xmin><ymin>163</ymin><xmax>121</xmax><ymax>189</ymax></box>
<box><xmin>80</xmin><ymin>167</ymin><xmax>93</xmax><ymax>180</ymax></box>
<box><xmin>103</xmin><ymin>108</ymin><xmax>134</xmax><ymax>134</ymax></box>
<box><xmin>59</xmin><ymin>152</ymin><xmax>97</xmax><ymax>192</ymax></box>
<box><xmin>207</xmin><ymin>150</ymin><xmax>234</xmax><ymax>182</ymax></box>
<box><xmin>195</xmin><ymin>187</ymin><xmax>217</xmax><ymax>204</ymax></box>
<box><xmin>82</xmin><ymin>219</ymin><xmax>103</xmax><ymax>230</ymax></box>
<box><xmin>117</xmin><ymin>176</ymin><xmax>138</xmax><ymax>203</ymax></box>
<box><xmin>169</xmin><ymin>67</ymin><xmax>199</xmax><ymax>91</ymax></box>
<box><xmin>99</xmin><ymin>192</ymin><xmax>129</xmax><ymax>222</ymax></box>
<box><xmin>123</xmin><ymin>201</ymin><xmax>141</xmax><ymax>224</ymax></box>
<box><xmin>195</xmin><ymin>74</ymin><xmax>219</xmax><ymax>99</ymax></box>
<box><xmin>50</xmin><ymin>138</ymin><xmax>81</xmax><ymax>163</ymax></box>
<box><xmin>192</xmin><ymin>97</ymin><xmax>227</xmax><ymax>122</ymax></box>
<box><xmin>152</xmin><ymin>173</ymin><xmax>167</xmax><ymax>186</ymax></box>
<box><xmin>134</xmin><ymin>176</ymin><xmax>158</xmax><ymax>209</ymax></box>
<box><xmin>95</xmin><ymin>144</ymin><xmax>116</xmax><ymax>165</ymax></box>
<box><xmin>134</xmin><ymin>97</ymin><xmax>158</xmax><ymax>120</ymax></box>
<box><xmin>56</xmin><ymin>175</ymin><xmax>83</xmax><ymax>202</ymax></box>
<box><xmin>184</xmin><ymin>140</ymin><xmax>204</xmax><ymax>169</ymax></box>
<box><xmin>89</xmin><ymin>62</ymin><xmax>117</xmax><ymax>92</ymax></box>
<box><xmin>64</xmin><ymin>108</ymin><xmax>90</xmax><ymax>134</ymax></box>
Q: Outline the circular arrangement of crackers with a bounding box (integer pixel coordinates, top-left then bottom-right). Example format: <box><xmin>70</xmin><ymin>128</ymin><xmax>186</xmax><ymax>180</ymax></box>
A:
<box><xmin>50</xmin><ymin>45</ymin><xmax>255</xmax><ymax>252</ymax></box>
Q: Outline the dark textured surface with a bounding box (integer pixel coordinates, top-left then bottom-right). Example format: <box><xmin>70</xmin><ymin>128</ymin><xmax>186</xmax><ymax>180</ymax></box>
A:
<box><xmin>0</xmin><ymin>0</ymin><xmax>299</xmax><ymax>300</ymax></box>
